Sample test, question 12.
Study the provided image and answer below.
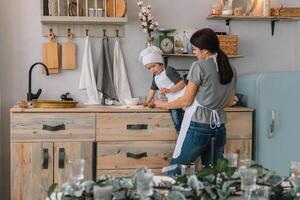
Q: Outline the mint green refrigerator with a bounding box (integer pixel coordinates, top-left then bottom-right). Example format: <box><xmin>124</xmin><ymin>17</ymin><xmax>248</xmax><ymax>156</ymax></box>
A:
<box><xmin>237</xmin><ymin>72</ymin><xmax>300</xmax><ymax>176</ymax></box>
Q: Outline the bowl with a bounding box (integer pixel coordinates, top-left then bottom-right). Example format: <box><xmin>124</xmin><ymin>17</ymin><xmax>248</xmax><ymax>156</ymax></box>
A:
<box><xmin>124</xmin><ymin>98</ymin><xmax>139</xmax><ymax>106</ymax></box>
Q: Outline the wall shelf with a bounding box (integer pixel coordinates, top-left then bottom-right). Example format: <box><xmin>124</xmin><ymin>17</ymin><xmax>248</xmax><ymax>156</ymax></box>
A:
<box><xmin>207</xmin><ymin>15</ymin><xmax>300</xmax><ymax>36</ymax></box>
<box><xmin>163</xmin><ymin>53</ymin><xmax>243</xmax><ymax>58</ymax></box>
<box><xmin>207</xmin><ymin>15</ymin><xmax>300</xmax><ymax>21</ymax></box>
<box><xmin>40</xmin><ymin>0</ymin><xmax>127</xmax><ymax>37</ymax></box>
<box><xmin>162</xmin><ymin>53</ymin><xmax>243</xmax><ymax>66</ymax></box>
<box><xmin>41</xmin><ymin>16</ymin><xmax>127</xmax><ymax>25</ymax></box>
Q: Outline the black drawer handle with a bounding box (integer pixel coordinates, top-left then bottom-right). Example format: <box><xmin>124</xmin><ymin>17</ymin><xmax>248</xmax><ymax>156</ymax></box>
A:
<box><xmin>126</xmin><ymin>124</ymin><xmax>148</xmax><ymax>130</ymax></box>
<box><xmin>59</xmin><ymin>148</ymin><xmax>65</xmax><ymax>169</ymax></box>
<box><xmin>43</xmin><ymin>124</ymin><xmax>65</xmax><ymax>131</ymax></box>
<box><xmin>42</xmin><ymin>149</ymin><xmax>49</xmax><ymax>169</ymax></box>
<box><xmin>126</xmin><ymin>152</ymin><xmax>148</xmax><ymax>159</ymax></box>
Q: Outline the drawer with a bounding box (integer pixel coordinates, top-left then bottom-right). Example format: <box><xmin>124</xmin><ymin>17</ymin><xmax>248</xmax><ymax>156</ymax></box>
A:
<box><xmin>11</xmin><ymin>113</ymin><xmax>95</xmax><ymax>142</ymax></box>
<box><xmin>226</xmin><ymin>112</ymin><xmax>252</xmax><ymax>139</ymax></box>
<box><xmin>97</xmin><ymin>141</ymin><xmax>175</xmax><ymax>170</ymax></box>
<box><xmin>225</xmin><ymin>139</ymin><xmax>252</xmax><ymax>160</ymax></box>
<box><xmin>96</xmin><ymin>113</ymin><xmax>177</xmax><ymax>141</ymax></box>
<box><xmin>97</xmin><ymin>169</ymin><xmax>163</xmax><ymax>178</ymax></box>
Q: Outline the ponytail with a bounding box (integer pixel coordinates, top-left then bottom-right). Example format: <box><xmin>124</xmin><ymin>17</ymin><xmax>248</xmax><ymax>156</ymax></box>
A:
<box><xmin>216</xmin><ymin>49</ymin><xmax>233</xmax><ymax>85</ymax></box>
<box><xmin>190</xmin><ymin>28</ymin><xmax>233</xmax><ymax>85</ymax></box>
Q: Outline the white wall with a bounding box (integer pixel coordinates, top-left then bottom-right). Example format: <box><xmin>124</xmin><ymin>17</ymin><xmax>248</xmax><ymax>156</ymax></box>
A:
<box><xmin>1</xmin><ymin>0</ymin><xmax>300</xmax><ymax>199</ymax></box>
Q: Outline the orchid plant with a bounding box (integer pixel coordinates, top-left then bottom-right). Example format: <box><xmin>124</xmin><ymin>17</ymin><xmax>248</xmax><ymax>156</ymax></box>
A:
<box><xmin>137</xmin><ymin>1</ymin><xmax>159</xmax><ymax>45</ymax></box>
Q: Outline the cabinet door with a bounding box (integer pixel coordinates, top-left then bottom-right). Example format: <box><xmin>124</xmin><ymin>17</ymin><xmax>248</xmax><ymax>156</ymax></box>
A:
<box><xmin>225</xmin><ymin>139</ymin><xmax>252</xmax><ymax>160</ymax></box>
<box><xmin>54</xmin><ymin>142</ymin><xmax>93</xmax><ymax>187</ymax></box>
<box><xmin>11</xmin><ymin>143</ymin><xmax>53</xmax><ymax>200</ymax></box>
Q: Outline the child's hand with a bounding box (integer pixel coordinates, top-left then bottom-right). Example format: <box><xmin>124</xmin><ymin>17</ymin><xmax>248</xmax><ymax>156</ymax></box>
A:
<box><xmin>159</xmin><ymin>88</ymin><xmax>171</xmax><ymax>95</ymax></box>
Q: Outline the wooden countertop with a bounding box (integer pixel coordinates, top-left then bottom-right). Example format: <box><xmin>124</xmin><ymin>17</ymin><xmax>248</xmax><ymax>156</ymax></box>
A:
<box><xmin>10</xmin><ymin>105</ymin><xmax>253</xmax><ymax>113</ymax></box>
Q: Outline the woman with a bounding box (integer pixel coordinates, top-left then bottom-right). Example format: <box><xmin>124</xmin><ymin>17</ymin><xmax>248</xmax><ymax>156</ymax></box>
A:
<box><xmin>155</xmin><ymin>28</ymin><xmax>236</xmax><ymax>173</ymax></box>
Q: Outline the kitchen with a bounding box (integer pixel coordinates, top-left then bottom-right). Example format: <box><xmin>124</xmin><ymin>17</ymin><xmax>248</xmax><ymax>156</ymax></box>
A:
<box><xmin>2</xmin><ymin>0</ymin><xmax>300</xmax><ymax>199</ymax></box>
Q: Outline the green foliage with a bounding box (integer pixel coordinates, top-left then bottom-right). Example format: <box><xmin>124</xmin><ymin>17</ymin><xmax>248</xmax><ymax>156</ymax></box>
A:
<box><xmin>48</xmin><ymin>183</ymin><xmax>58</xmax><ymax>198</ymax></box>
<box><xmin>47</xmin><ymin>158</ymin><xmax>297</xmax><ymax>200</ymax></box>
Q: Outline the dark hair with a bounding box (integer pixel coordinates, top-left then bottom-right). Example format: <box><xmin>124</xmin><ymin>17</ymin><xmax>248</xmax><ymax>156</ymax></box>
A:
<box><xmin>190</xmin><ymin>28</ymin><xmax>233</xmax><ymax>85</ymax></box>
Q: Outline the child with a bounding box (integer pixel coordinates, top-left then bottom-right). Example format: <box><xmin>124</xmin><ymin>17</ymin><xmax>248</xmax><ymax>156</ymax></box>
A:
<box><xmin>139</xmin><ymin>46</ymin><xmax>185</xmax><ymax>133</ymax></box>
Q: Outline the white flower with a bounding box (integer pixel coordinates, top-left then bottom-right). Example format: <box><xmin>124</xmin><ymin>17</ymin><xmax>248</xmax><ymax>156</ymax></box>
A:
<box><xmin>141</xmin><ymin>7</ymin><xmax>147</xmax><ymax>13</ymax></box>
<box><xmin>137</xmin><ymin>2</ymin><xmax>158</xmax><ymax>37</ymax></box>
<box><xmin>137</xmin><ymin>1</ymin><xmax>143</xmax><ymax>6</ymax></box>
<box><xmin>145</xmin><ymin>8</ymin><xmax>150</xmax><ymax>14</ymax></box>
<box><xmin>148</xmin><ymin>14</ymin><xmax>153</xmax><ymax>20</ymax></box>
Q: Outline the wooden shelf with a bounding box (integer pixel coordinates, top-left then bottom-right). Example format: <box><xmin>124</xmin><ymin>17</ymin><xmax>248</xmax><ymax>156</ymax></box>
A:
<box><xmin>207</xmin><ymin>15</ymin><xmax>300</xmax><ymax>21</ymax></box>
<box><xmin>41</xmin><ymin>16</ymin><xmax>128</xmax><ymax>25</ymax></box>
<box><xmin>207</xmin><ymin>15</ymin><xmax>300</xmax><ymax>36</ymax></box>
<box><xmin>163</xmin><ymin>53</ymin><xmax>244</xmax><ymax>58</ymax></box>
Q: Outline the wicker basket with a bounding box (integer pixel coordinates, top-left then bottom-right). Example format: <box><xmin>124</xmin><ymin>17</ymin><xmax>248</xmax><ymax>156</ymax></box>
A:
<box><xmin>271</xmin><ymin>7</ymin><xmax>300</xmax><ymax>17</ymax></box>
<box><xmin>217</xmin><ymin>35</ymin><xmax>238</xmax><ymax>55</ymax></box>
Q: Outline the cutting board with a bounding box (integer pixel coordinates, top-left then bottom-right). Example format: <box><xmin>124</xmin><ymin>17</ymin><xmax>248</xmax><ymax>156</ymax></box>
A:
<box><xmin>106</xmin><ymin>0</ymin><xmax>126</xmax><ymax>17</ymax></box>
<box><xmin>62</xmin><ymin>33</ymin><xmax>76</xmax><ymax>70</ymax></box>
<box><xmin>42</xmin><ymin>33</ymin><xmax>60</xmax><ymax>74</ymax></box>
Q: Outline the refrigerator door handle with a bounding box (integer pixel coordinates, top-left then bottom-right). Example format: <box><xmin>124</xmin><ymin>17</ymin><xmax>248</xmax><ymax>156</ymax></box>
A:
<box><xmin>268</xmin><ymin>110</ymin><xmax>275</xmax><ymax>138</ymax></box>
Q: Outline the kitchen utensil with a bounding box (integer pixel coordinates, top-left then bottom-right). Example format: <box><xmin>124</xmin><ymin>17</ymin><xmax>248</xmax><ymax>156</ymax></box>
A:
<box><xmin>32</xmin><ymin>100</ymin><xmax>78</xmax><ymax>108</ymax></box>
<box><xmin>68</xmin><ymin>2</ymin><xmax>83</xmax><ymax>16</ymax></box>
<box><xmin>62</xmin><ymin>31</ymin><xmax>76</xmax><ymax>70</ymax></box>
<box><xmin>42</xmin><ymin>32</ymin><xmax>60</xmax><ymax>74</ymax></box>
<box><xmin>106</xmin><ymin>0</ymin><xmax>126</xmax><ymax>17</ymax></box>
<box><xmin>48</xmin><ymin>0</ymin><xmax>58</xmax><ymax>16</ymax></box>
<box><xmin>59</xmin><ymin>0</ymin><xmax>68</xmax><ymax>16</ymax></box>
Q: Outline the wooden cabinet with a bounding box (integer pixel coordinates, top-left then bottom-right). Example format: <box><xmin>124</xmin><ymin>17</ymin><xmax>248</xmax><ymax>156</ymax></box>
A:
<box><xmin>10</xmin><ymin>112</ymin><xmax>95</xmax><ymax>200</ymax></box>
<box><xmin>11</xmin><ymin>143</ymin><xmax>53</xmax><ymax>200</ymax></box>
<box><xmin>10</xmin><ymin>106</ymin><xmax>253</xmax><ymax>199</ymax></box>
<box><xmin>225</xmin><ymin>107</ymin><xmax>253</xmax><ymax>160</ymax></box>
<box><xmin>11</xmin><ymin>142</ymin><xmax>93</xmax><ymax>200</ymax></box>
<box><xmin>96</xmin><ymin>112</ymin><xmax>177</xmax><ymax>178</ymax></box>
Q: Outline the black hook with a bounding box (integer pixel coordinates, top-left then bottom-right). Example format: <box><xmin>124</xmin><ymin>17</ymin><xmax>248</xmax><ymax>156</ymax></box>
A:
<box><xmin>103</xmin><ymin>29</ymin><xmax>106</xmax><ymax>37</ymax></box>
<box><xmin>116</xmin><ymin>29</ymin><xmax>119</xmax><ymax>37</ymax></box>
<box><xmin>85</xmin><ymin>29</ymin><xmax>89</xmax><ymax>36</ymax></box>
<box><xmin>68</xmin><ymin>28</ymin><xmax>71</xmax><ymax>33</ymax></box>
<box><xmin>49</xmin><ymin>28</ymin><xmax>53</xmax><ymax>33</ymax></box>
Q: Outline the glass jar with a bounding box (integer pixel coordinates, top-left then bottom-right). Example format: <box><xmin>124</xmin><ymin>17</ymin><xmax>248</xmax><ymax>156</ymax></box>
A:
<box><xmin>88</xmin><ymin>8</ymin><xmax>95</xmax><ymax>17</ymax></box>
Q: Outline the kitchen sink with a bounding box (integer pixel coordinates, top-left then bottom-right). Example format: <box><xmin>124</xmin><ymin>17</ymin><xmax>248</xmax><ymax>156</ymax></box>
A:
<box><xmin>32</xmin><ymin>100</ymin><xmax>78</xmax><ymax>108</ymax></box>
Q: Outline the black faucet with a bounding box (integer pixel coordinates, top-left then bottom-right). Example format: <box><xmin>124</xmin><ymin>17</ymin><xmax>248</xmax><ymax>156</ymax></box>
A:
<box><xmin>27</xmin><ymin>62</ymin><xmax>49</xmax><ymax>101</ymax></box>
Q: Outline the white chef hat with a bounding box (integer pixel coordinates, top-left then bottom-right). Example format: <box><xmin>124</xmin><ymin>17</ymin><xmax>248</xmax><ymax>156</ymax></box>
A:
<box><xmin>139</xmin><ymin>46</ymin><xmax>164</xmax><ymax>66</ymax></box>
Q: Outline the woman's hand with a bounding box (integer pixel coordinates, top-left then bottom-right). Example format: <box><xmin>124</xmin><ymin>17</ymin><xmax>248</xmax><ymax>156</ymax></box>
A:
<box><xmin>154</xmin><ymin>100</ymin><xmax>169</xmax><ymax>109</ymax></box>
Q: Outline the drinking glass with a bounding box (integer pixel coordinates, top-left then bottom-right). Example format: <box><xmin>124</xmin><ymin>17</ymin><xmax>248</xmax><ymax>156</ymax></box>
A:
<box><xmin>290</xmin><ymin>161</ymin><xmax>300</xmax><ymax>194</ymax></box>
<box><xmin>158</xmin><ymin>93</ymin><xmax>168</xmax><ymax>102</ymax></box>
<box><xmin>136</xmin><ymin>167</ymin><xmax>153</xmax><ymax>198</ymax></box>
<box><xmin>239</xmin><ymin>159</ymin><xmax>256</xmax><ymax>168</ymax></box>
<box><xmin>250</xmin><ymin>185</ymin><xmax>270</xmax><ymax>200</ymax></box>
<box><xmin>180</xmin><ymin>163</ymin><xmax>196</xmax><ymax>176</ymax></box>
<box><xmin>224</xmin><ymin>153</ymin><xmax>239</xmax><ymax>167</ymax></box>
<box><xmin>68</xmin><ymin>159</ymin><xmax>85</xmax><ymax>185</ymax></box>
<box><xmin>240</xmin><ymin>167</ymin><xmax>257</xmax><ymax>192</ymax></box>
